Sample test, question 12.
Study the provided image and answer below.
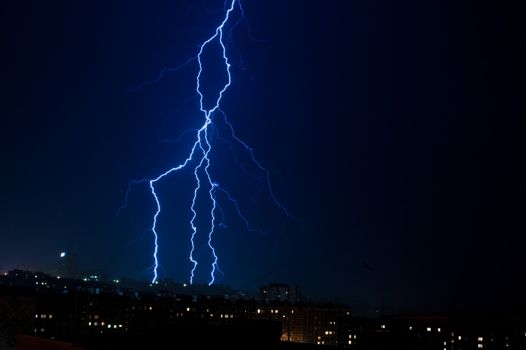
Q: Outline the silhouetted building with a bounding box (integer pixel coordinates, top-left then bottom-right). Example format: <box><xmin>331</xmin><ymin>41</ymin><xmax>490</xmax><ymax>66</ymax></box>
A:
<box><xmin>2</xmin><ymin>271</ymin><xmax>526</xmax><ymax>349</ymax></box>
<box><xmin>260</xmin><ymin>283</ymin><xmax>302</xmax><ymax>304</ymax></box>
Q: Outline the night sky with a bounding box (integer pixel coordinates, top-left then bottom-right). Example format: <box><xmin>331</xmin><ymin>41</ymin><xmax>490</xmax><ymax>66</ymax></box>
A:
<box><xmin>1</xmin><ymin>0</ymin><xmax>524</xmax><ymax>315</ymax></box>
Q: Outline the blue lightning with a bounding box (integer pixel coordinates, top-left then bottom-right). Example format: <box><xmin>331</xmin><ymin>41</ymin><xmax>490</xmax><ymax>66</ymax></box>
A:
<box><xmin>120</xmin><ymin>0</ymin><xmax>299</xmax><ymax>285</ymax></box>
<box><xmin>214</xmin><ymin>184</ymin><xmax>265</xmax><ymax>235</ymax></box>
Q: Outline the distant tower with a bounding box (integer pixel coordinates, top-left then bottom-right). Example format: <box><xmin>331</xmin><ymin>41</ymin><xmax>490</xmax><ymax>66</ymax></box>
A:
<box><xmin>58</xmin><ymin>251</ymin><xmax>78</xmax><ymax>278</ymax></box>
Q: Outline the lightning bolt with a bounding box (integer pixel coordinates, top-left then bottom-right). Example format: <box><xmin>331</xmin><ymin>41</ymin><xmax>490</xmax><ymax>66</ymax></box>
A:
<box><xmin>120</xmin><ymin>0</ymin><xmax>299</xmax><ymax>285</ymax></box>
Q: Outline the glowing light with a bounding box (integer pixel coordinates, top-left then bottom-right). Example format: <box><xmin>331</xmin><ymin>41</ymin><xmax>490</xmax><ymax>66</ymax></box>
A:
<box><xmin>120</xmin><ymin>0</ymin><xmax>299</xmax><ymax>285</ymax></box>
<box><xmin>59</xmin><ymin>252</ymin><xmax>66</xmax><ymax>258</ymax></box>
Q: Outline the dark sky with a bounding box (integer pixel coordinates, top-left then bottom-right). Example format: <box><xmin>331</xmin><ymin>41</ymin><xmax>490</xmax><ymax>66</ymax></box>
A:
<box><xmin>1</xmin><ymin>0</ymin><xmax>524</xmax><ymax>315</ymax></box>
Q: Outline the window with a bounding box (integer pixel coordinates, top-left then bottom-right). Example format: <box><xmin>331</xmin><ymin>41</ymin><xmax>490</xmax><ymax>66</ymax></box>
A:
<box><xmin>427</xmin><ymin>327</ymin><xmax>432</xmax><ymax>332</ymax></box>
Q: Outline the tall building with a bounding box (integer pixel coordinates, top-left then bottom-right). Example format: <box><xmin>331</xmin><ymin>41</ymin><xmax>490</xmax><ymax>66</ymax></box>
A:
<box><xmin>260</xmin><ymin>283</ymin><xmax>301</xmax><ymax>304</ymax></box>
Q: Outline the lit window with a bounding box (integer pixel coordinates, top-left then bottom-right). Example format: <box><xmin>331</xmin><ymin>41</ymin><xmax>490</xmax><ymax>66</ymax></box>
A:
<box><xmin>438</xmin><ymin>327</ymin><xmax>441</xmax><ymax>332</ymax></box>
<box><xmin>88</xmin><ymin>322</ymin><xmax>92</xmax><ymax>326</ymax></box>
<box><xmin>458</xmin><ymin>336</ymin><xmax>462</xmax><ymax>340</ymax></box>
<box><xmin>101</xmin><ymin>322</ymin><xmax>105</xmax><ymax>326</ymax></box>
<box><xmin>354</xmin><ymin>335</ymin><xmax>357</xmax><ymax>339</ymax></box>
<box><xmin>349</xmin><ymin>335</ymin><xmax>352</xmax><ymax>339</ymax></box>
<box><xmin>444</xmin><ymin>342</ymin><xmax>447</xmax><ymax>346</ymax></box>
<box><xmin>257</xmin><ymin>309</ymin><xmax>261</xmax><ymax>314</ymax></box>
<box><xmin>119</xmin><ymin>324</ymin><xmax>122</xmax><ymax>328</ymax></box>
<box><xmin>149</xmin><ymin>306</ymin><xmax>152</xmax><ymax>311</ymax></box>
<box><xmin>94</xmin><ymin>322</ymin><xmax>98</xmax><ymax>326</ymax></box>
<box><xmin>186</xmin><ymin>307</ymin><xmax>190</xmax><ymax>312</ymax></box>
<box><xmin>107</xmin><ymin>324</ymin><xmax>111</xmax><ymax>329</ymax></box>
<box><xmin>113</xmin><ymin>325</ymin><xmax>117</xmax><ymax>329</ymax></box>
<box><xmin>478</xmin><ymin>337</ymin><xmax>484</xmax><ymax>342</ymax></box>
<box><xmin>381</xmin><ymin>325</ymin><xmax>386</xmax><ymax>329</ymax></box>
<box><xmin>94</xmin><ymin>315</ymin><xmax>99</xmax><ymax>319</ymax></box>
<box><xmin>348</xmin><ymin>340</ymin><xmax>352</xmax><ymax>345</ymax></box>
<box><xmin>478</xmin><ymin>345</ymin><xmax>483</xmax><ymax>349</ymax></box>
<box><xmin>48</xmin><ymin>314</ymin><xmax>53</xmax><ymax>319</ymax></box>
<box><xmin>35</xmin><ymin>314</ymin><xmax>39</xmax><ymax>319</ymax></box>
<box><xmin>427</xmin><ymin>327</ymin><xmax>432</xmax><ymax>332</ymax></box>
<box><xmin>325</xmin><ymin>331</ymin><xmax>329</xmax><ymax>335</ymax></box>
<box><xmin>409</xmin><ymin>326</ymin><xmax>413</xmax><ymax>330</ymax></box>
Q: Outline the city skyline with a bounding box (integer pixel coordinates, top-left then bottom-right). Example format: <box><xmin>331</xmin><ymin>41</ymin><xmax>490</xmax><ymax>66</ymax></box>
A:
<box><xmin>1</xmin><ymin>0</ymin><xmax>524</xmax><ymax>318</ymax></box>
